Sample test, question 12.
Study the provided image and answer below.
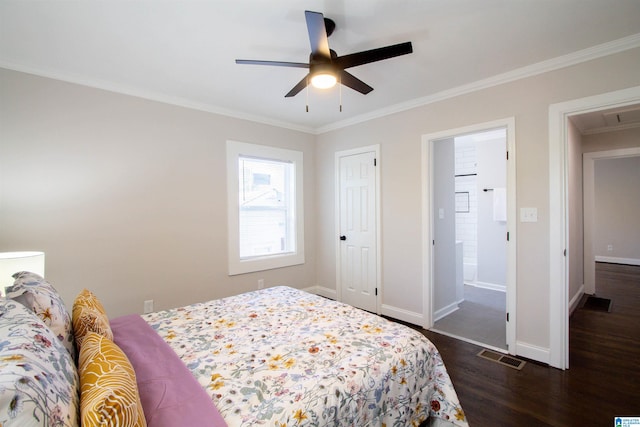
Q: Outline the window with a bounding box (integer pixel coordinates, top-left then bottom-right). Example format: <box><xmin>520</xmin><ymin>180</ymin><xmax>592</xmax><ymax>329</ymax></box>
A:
<box><xmin>226</xmin><ymin>141</ymin><xmax>304</xmax><ymax>275</ymax></box>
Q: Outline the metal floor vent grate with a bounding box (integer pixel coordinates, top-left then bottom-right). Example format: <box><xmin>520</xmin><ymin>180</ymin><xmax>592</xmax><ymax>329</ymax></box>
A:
<box><xmin>477</xmin><ymin>349</ymin><xmax>526</xmax><ymax>370</ymax></box>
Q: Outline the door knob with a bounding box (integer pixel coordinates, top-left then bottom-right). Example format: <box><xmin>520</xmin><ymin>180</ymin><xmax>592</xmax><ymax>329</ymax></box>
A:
<box><xmin>340</xmin><ymin>235</ymin><xmax>347</xmax><ymax>241</ymax></box>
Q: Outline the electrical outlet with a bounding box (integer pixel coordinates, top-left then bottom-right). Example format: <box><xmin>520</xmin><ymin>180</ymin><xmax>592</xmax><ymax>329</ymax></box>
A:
<box><xmin>143</xmin><ymin>299</ymin><xmax>154</xmax><ymax>314</ymax></box>
<box><xmin>607</xmin><ymin>244</ymin><xmax>613</xmax><ymax>252</ymax></box>
<box><xmin>258</xmin><ymin>279</ymin><xmax>264</xmax><ymax>289</ymax></box>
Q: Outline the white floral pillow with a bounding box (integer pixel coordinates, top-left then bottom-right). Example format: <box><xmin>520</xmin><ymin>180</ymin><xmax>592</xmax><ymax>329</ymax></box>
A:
<box><xmin>5</xmin><ymin>271</ymin><xmax>76</xmax><ymax>360</ymax></box>
<box><xmin>0</xmin><ymin>298</ymin><xmax>80</xmax><ymax>427</ymax></box>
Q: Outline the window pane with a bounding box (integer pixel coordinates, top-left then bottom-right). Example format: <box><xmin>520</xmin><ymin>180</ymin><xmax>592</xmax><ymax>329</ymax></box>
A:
<box><xmin>227</xmin><ymin>140</ymin><xmax>304</xmax><ymax>275</ymax></box>
<box><xmin>238</xmin><ymin>156</ymin><xmax>295</xmax><ymax>258</ymax></box>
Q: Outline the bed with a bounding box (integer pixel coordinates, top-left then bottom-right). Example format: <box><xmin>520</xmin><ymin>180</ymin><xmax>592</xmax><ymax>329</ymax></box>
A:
<box><xmin>1</xmin><ymin>272</ymin><xmax>468</xmax><ymax>427</ymax></box>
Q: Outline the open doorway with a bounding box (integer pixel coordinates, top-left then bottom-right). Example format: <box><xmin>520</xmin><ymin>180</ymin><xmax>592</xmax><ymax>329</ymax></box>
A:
<box><xmin>421</xmin><ymin>118</ymin><xmax>516</xmax><ymax>354</ymax></box>
<box><xmin>548</xmin><ymin>85</ymin><xmax>640</xmax><ymax>369</ymax></box>
<box><xmin>432</xmin><ymin>129</ymin><xmax>507</xmax><ymax>350</ymax></box>
<box><xmin>582</xmin><ymin>146</ymin><xmax>640</xmax><ymax>296</ymax></box>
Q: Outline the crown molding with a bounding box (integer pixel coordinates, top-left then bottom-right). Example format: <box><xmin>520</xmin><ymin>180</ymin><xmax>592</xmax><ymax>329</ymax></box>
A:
<box><xmin>315</xmin><ymin>33</ymin><xmax>640</xmax><ymax>134</ymax></box>
<box><xmin>3</xmin><ymin>32</ymin><xmax>639</xmax><ymax>136</ymax></box>
<box><xmin>0</xmin><ymin>61</ymin><xmax>316</xmax><ymax>135</ymax></box>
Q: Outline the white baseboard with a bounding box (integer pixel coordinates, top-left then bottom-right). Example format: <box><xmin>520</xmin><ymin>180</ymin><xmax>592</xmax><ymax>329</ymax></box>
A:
<box><xmin>515</xmin><ymin>341</ymin><xmax>550</xmax><ymax>365</ymax></box>
<box><xmin>432</xmin><ymin>302</ymin><xmax>459</xmax><ymax>322</ymax></box>
<box><xmin>468</xmin><ymin>281</ymin><xmax>507</xmax><ymax>292</ymax></box>
<box><xmin>569</xmin><ymin>284</ymin><xmax>585</xmax><ymax>315</ymax></box>
<box><xmin>306</xmin><ymin>287</ymin><xmax>426</xmax><ymax>327</ymax></box>
<box><xmin>595</xmin><ymin>256</ymin><xmax>640</xmax><ymax>266</ymax></box>
<box><xmin>380</xmin><ymin>304</ymin><xmax>425</xmax><ymax>327</ymax></box>
<box><xmin>303</xmin><ymin>285</ymin><xmax>337</xmax><ymax>300</ymax></box>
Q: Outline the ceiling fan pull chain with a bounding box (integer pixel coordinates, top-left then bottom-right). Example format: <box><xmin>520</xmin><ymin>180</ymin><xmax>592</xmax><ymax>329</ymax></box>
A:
<box><xmin>306</xmin><ymin>76</ymin><xmax>309</xmax><ymax>112</ymax></box>
<box><xmin>339</xmin><ymin>75</ymin><xmax>343</xmax><ymax>112</ymax></box>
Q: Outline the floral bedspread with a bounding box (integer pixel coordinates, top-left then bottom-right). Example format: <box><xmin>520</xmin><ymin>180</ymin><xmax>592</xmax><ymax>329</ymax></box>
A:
<box><xmin>143</xmin><ymin>286</ymin><xmax>467</xmax><ymax>427</ymax></box>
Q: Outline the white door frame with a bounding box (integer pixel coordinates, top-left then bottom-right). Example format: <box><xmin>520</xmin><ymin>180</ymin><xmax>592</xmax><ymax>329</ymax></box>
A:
<box><xmin>334</xmin><ymin>144</ymin><xmax>381</xmax><ymax>312</ymax></box>
<box><xmin>421</xmin><ymin>117</ymin><xmax>517</xmax><ymax>352</ymax></box>
<box><xmin>548</xmin><ymin>85</ymin><xmax>640</xmax><ymax>370</ymax></box>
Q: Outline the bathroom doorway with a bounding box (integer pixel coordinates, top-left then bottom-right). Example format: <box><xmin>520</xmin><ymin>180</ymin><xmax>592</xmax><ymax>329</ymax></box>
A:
<box><xmin>422</xmin><ymin>118</ymin><xmax>516</xmax><ymax>353</ymax></box>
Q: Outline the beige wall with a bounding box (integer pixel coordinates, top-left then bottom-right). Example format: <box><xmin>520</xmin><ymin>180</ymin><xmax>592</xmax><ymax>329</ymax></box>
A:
<box><xmin>594</xmin><ymin>156</ymin><xmax>640</xmax><ymax>259</ymax></box>
<box><xmin>0</xmin><ymin>68</ymin><xmax>316</xmax><ymax>317</ymax></box>
<box><xmin>581</xmin><ymin>128</ymin><xmax>640</xmax><ymax>296</ymax></box>
<box><xmin>2</xmin><ymin>46</ymin><xmax>640</xmax><ymax>361</ymax></box>
<box><xmin>584</xmin><ymin>128</ymin><xmax>640</xmax><ymax>261</ymax></box>
<box><xmin>315</xmin><ymin>47</ymin><xmax>640</xmax><ymax>354</ymax></box>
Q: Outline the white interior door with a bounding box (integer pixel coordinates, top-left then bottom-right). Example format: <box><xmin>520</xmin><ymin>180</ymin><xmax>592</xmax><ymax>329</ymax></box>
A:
<box><xmin>336</xmin><ymin>147</ymin><xmax>379</xmax><ymax>313</ymax></box>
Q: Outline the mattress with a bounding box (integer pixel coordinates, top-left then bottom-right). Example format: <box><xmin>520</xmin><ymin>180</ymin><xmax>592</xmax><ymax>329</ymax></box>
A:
<box><xmin>118</xmin><ymin>286</ymin><xmax>468</xmax><ymax>427</ymax></box>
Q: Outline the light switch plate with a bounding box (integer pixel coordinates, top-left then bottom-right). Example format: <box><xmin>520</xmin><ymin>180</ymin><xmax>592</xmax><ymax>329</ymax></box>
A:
<box><xmin>520</xmin><ymin>207</ymin><xmax>538</xmax><ymax>222</ymax></box>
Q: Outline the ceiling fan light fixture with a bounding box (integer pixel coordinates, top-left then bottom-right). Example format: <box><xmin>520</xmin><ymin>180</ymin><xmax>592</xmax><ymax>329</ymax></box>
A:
<box><xmin>236</xmin><ymin>11</ymin><xmax>412</xmax><ymax>98</ymax></box>
<box><xmin>310</xmin><ymin>71</ymin><xmax>337</xmax><ymax>89</ymax></box>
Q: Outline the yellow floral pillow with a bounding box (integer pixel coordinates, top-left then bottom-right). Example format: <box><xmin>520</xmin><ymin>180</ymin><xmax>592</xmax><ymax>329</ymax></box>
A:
<box><xmin>79</xmin><ymin>332</ymin><xmax>147</xmax><ymax>427</ymax></box>
<box><xmin>72</xmin><ymin>289</ymin><xmax>113</xmax><ymax>349</ymax></box>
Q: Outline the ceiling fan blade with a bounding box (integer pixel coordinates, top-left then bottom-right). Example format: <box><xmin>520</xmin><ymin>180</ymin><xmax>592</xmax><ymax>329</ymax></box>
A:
<box><xmin>339</xmin><ymin>70</ymin><xmax>373</xmax><ymax>95</ymax></box>
<box><xmin>305</xmin><ymin>10</ymin><xmax>331</xmax><ymax>59</ymax></box>
<box><xmin>334</xmin><ymin>41</ymin><xmax>413</xmax><ymax>69</ymax></box>
<box><xmin>285</xmin><ymin>74</ymin><xmax>310</xmax><ymax>98</ymax></box>
<box><xmin>236</xmin><ymin>59</ymin><xmax>310</xmax><ymax>69</ymax></box>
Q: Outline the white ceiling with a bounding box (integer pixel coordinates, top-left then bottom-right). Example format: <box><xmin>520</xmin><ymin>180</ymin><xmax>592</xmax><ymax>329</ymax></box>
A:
<box><xmin>2</xmin><ymin>0</ymin><xmax>640</xmax><ymax>133</ymax></box>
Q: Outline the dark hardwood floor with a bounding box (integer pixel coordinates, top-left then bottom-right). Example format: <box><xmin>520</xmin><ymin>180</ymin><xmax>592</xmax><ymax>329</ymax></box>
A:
<box><xmin>420</xmin><ymin>262</ymin><xmax>640</xmax><ymax>426</ymax></box>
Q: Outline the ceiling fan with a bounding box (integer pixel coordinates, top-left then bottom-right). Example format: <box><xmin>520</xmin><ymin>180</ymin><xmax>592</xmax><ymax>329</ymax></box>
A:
<box><xmin>235</xmin><ymin>10</ymin><xmax>413</xmax><ymax>98</ymax></box>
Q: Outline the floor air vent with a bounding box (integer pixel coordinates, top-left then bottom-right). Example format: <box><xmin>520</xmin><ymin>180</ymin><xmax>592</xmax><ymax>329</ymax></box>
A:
<box><xmin>582</xmin><ymin>295</ymin><xmax>612</xmax><ymax>312</ymax></box>
<box><xmin>477</xmin><ymin>349</ymin><xmax>526</xmax><ymax>370</ymax></box>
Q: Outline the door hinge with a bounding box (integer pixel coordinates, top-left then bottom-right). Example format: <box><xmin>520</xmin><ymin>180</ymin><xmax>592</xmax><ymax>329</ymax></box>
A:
<box><xmin>507</xmin><ymin>231</ymin><xmax>510</xmax><ymax>241</ymax></box>
<box><xmin>564</xmin><ymin>249</ymin><xmax>567</xmax><ymax>256</ymax></box>
<box><xmin>506</xmin><ymin>312</ymin><xmax>510</xmax><ymax>322</ymax></box>
<box><xmin>433</xmin><ymin>240</ymin><xmax>435</xmax><ymax>246</ymax></box>
<box><xmin>375</xmin><ymin>288</ymin><xmax>378</xmax><ymax>296</ymax></box>
<box><xmin>374</xmin><ymin>158</ymin><xmax>377</xmax><ymax>166</ymax></box>
<box><xmin>506</xmin><ymin>151</ymin><xmax>509</xmax><ymax>160</ymax></box>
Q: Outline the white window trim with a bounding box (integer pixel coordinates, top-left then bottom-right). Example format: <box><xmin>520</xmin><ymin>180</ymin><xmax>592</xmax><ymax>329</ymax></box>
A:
<box><xmin>226</xmin><ymin>140</ymin><xmax>304</xmax><ymax>275</ymax></box>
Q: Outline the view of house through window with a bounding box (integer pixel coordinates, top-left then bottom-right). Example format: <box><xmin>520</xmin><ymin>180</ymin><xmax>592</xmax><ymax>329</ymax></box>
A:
<box><xmin>226</xmin><ymin>140</ymin><xmax>304</xmax><ymax>275</ymax></box>
<box><xmin>238</xmin><ymin>156</ymin><xmax>295</xmax><ymax>258</ymax></box>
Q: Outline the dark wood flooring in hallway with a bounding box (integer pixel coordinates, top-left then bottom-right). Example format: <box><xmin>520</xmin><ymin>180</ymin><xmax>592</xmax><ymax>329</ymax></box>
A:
<box><xmin>420</xmin><ymin>262</ymin><xmax>640</xmax><ymax>426</ymax></box>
